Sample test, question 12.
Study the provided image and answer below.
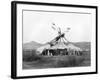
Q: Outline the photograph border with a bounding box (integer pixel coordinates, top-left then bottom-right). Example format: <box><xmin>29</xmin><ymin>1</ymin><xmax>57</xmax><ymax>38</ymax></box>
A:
<box><xmin>11</xmin><ymin>1</ymin><xmax>98</xmax><ymax>79</ymax></box>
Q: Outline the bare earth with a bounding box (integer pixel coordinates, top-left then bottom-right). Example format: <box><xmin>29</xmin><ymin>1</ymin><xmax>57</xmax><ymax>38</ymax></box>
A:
<box><xmin>23</xmin><ymin>51</ymin><xmax>90</xmax><ymax>69</ymax></box>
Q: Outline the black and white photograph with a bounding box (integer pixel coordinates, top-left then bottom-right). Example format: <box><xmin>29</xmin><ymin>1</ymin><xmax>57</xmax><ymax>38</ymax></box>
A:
<box><xmin>11</xmin><ymin>1</ymin><xmax>97</xmax><ymax>79</ymax></box>
<box><xmin>23</xmin><ymin>10</ymin><xmax>91</xmax><ymax>69</ymax></box>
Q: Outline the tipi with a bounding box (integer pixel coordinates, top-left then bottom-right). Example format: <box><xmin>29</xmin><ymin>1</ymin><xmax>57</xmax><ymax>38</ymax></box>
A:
<box><xmin>37</xmin><ymin>23</ymin><xmax>82</xmax><ymax>56</ymax></box>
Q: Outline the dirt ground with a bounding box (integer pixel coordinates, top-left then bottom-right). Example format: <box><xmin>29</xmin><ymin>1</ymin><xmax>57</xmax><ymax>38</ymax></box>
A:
<box><xmin>23</xmin><ymin>51</ymin><xmax>90</xmax><ymax>69</ymax></box>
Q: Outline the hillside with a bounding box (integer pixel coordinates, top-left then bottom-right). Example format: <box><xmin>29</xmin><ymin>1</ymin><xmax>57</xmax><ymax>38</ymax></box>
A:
<box><xmin>23</xmin><ymin>41</ymin><xmax>43</xmax><ymax>50</ymax></box>
<box><xmin>73</xmin><ymin>42</ymin><xmax>91</xmax><ymax>50</ymax></box>
<box><xmin>23</xmin><ymin>41</ymin><xmax>91</xmax><ymax>51</ymax></box>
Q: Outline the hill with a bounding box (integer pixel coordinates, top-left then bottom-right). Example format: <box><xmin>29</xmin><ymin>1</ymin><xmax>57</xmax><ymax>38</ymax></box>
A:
<box><xmin>23</xmin><ymin>41</ymin><xmax>43</xmax><ymax>50</ymax></box>
<box><xmin>23</xmin><ymin>41</ymin><xmax>91</xmax><ymax>51</ymax></box>
<box><xmin>73</xmin><ymin>42</ymin><xmax>91</xmax><ymax>50</ymax></box>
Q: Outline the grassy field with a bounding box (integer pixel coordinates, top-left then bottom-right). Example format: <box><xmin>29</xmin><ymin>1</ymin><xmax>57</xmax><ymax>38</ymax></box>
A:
<box><xmin>22</xmin><ymin>50</ymin><xmax>91</xmax><ymax>69</ymax></box>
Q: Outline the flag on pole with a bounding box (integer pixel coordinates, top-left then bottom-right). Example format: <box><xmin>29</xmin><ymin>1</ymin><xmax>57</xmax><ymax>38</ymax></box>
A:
<box><xmin>52</xmin><ymin>26</ymin><xmax>56</xmax><ymax>30</ymax></box>
<box><xmin>52</xmin><ymin>22</ymin><xmax>55</xmax><ymax>25</ymax></box>
<box><xmin>67</xmin><ymin>27</ymin><xmax>71</xmax><ymax>30</ymax></box>
<box><xmin>52</xmin><ymin>22</ymin><xmax>56</xmax><ymax>30</ymax></box>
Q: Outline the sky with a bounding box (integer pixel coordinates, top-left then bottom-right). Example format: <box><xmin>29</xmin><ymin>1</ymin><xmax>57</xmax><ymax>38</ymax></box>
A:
<box><xmin>23</xmin><ymin>10</ymin><xmax>92</xmax><ymax>44</ymax></box>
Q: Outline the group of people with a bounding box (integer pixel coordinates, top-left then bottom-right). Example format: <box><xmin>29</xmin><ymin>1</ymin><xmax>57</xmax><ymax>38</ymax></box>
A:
<box><xmin>41</xmin><ymin>48</ymin><xmax>83</xmax><ymax>56</ymax></box>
